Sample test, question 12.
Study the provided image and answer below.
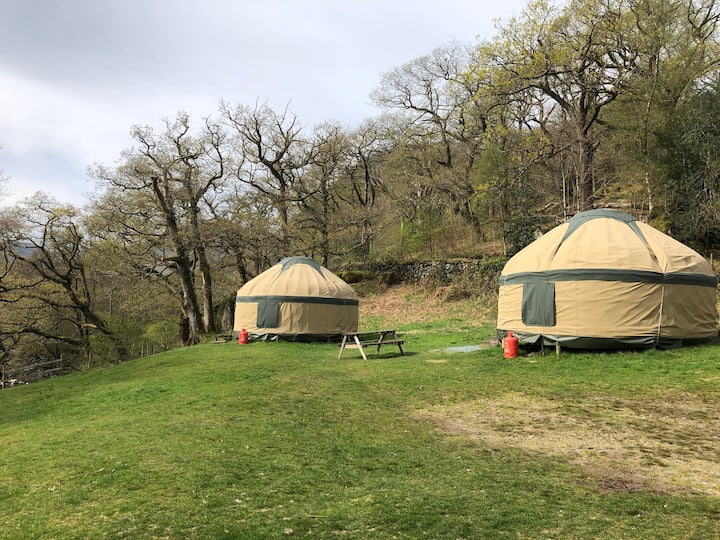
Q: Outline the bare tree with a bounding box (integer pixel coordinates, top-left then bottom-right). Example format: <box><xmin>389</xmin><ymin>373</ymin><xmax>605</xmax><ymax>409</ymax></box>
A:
<box><xmin>0</xmin><ymin>194</ymin><xmax>125</xmax><ymax>362</ymax></box>
<box><xmin>221</xmin><ymin>102</ymin><xmax>312</xmax><ymax>256</ymax></box>
<box><xmin>336</xmin><ymin>119</ymin><xmax>392</xmax><ymax>258</ymax></box>
<box><xmin>478</xmin><ymin>0</ymin><xmax>640</xmax><ymax>211</ymax></box>
<box><xmin>372</xmin><ymin>43</ymin><xmax>489</xmax><ymax>226</ymax></box>
<box><xmin>91</xmin><ymin>112</ymin><xmax>228</xmax><ymax>344</ymax></box>
<box><xmin>293</xmin><ymin>122</ymin><xmax>351</xmax><ymax>265</ymax></box>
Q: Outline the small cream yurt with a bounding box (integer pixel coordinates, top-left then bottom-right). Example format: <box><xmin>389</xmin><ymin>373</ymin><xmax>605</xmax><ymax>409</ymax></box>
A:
<box><xmin>234</xmin><ymin>256</ymin><xmax>359</xmax><ymax>341</ymax></box>
<box><xmin>497</xmin><ymin>209</ymin><xmax>718</xmax><ymax>349</ymax></box>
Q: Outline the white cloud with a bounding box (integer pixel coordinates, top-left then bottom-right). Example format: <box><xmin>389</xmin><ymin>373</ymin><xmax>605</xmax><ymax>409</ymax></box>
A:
<box><xmin>0</xmin><ymin>0</ymin><xmax>528</xmax><ymax>206</ymax></box>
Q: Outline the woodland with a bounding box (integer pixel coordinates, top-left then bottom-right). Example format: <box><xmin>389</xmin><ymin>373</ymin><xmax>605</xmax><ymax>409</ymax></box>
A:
<box><xmin>1</xmin><ymin>0</ymin><xmax>720</xmax><ymax>372</ymax></box>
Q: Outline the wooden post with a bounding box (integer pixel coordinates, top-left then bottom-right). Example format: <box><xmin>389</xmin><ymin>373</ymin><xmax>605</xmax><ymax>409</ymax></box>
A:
<box><xmin>555</xmin><ymin>342</ymin><xmax>561</xmax><ymax>356</ymax></box>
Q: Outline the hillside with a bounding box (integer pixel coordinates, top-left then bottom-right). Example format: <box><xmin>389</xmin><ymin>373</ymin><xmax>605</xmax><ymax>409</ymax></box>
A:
<box><xmin>355</xmin><ymin>282</ymin><xmax>496</xmax><ymax>329</ymax></box>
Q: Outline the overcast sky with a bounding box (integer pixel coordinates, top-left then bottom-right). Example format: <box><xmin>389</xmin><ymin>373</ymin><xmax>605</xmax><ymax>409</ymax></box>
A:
<box><xmin>0</xmin><ymin>0</ymin><xmax>528</xmax><ymax>206</ymax></box>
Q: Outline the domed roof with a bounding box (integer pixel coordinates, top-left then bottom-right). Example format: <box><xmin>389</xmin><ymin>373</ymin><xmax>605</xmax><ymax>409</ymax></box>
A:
<box><xmin>238</xmin><ymin>257</ymin><xmax>358</xmax><ymax>299</ymax></box>
<box><xmin>501</xmin><ymin>209</ymin><xmax>714</xmax><ymax>277</ymax></box>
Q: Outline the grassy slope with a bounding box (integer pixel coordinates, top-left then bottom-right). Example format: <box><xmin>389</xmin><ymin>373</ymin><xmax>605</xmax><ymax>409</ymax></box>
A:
<box><xmin>1</xmin><ymin>288</ymin><xmax>720</xmax><ymax>538</ymax></box>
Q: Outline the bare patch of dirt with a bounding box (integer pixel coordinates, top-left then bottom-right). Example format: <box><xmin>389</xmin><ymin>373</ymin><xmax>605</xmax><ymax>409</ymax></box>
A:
<box><xmin>360</xmin><ymin>284</ymin><xmax>453</xmax><ymax>324</ymax></box>
<box><xmin>359</xmin><ymin>284</ymin><xmax>493</xmax><ymax>327</ymax></box>
<box><xmin>416</xmin><ymin>392</ymin><xmax>720</xmax><ymax>496</ymax></box>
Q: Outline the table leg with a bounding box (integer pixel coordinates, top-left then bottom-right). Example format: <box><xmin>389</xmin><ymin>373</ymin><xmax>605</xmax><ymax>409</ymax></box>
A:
<box><xmin>338</xmin><ymin>335</ymin><xmax>348</xmax><ymax>359</ymax></box>
<box><xmin>355</xmin><ymin>335</ymin><xmax>368</xmax><ymax>360</ymax></box>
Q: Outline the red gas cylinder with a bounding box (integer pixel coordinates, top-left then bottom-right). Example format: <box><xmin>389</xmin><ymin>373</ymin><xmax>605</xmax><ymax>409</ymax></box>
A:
<box><xmin>238</xmin><ymin>328</ymin><xmax>249</xmax><ymax>345</ymax></box>
<box><xmin>502</xmin><ymin>332</ymin><xmax>519</xmax><ymax>359</ymax></box>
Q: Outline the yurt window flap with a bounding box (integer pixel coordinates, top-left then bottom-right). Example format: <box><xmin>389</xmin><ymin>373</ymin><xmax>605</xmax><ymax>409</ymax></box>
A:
<box><xmin>257</xmin><ymin>299</ymin><xmax>280</xmax><ymax>328</ymax></box>
<box><xmin>522</xmin><ymin>282</ymin><xmax>556</xmax><ymax>326</ymax></box>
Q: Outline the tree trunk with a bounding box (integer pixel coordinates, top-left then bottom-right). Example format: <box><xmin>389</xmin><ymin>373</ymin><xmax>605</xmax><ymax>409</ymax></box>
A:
<box><xmin>578</xmin><ymin>133</ymin><xmax>595</xmax><ymax>211</ymax></box>
<box><xmin>198</xmin><ymin>255</ymin><xmax>215</xmax><ymax>334</ymax></box>
<box><xmin>152</xmin><ymin>175</ymin><xmax>203</xmax><ymax>344</ymax></box>
<box><xmin>175</xmin><ymin>259</ymin><xmax>203</xmax><ymax>345</ymax></box>
<box><xmin>189</xmin><ymin>205</ymin><xmax>215</xmax><ymax>334</ymax></box>
<box><xmin>320</xmin><ymin>179</ymin><xmax>330</xmax><ymax>267</ymax></box>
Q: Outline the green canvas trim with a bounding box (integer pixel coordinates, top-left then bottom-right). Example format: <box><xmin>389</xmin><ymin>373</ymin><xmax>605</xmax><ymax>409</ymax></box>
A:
<box><xmin>555</xmin><ymin>209</ymin><xmax>656</xmax><ymax>262</ymax></box>
<box><xmin>256</xmin><ymin>299</ymin><xmax>279</xmax><ymax>328</ymax></box>
<box><xmin>664</xmin><ymin>273</ymin><xmax>718</xmax><ymax>286</ymax></box>
<box><xmin>521</xmin><ymin>282</ymin><xmax>556</xmax><ymax>326</ymax></box>
<box><xmin>497</xmin><ymin>329</ymin><xmax>717</xmax><ymax>350</ymax></box>
<box><xmin>497</xmin><ymin>329</ymin><xmax>661</xmax><ymax>349</ymax></box>
<box><xmin>279</xmin><ymin>256</ymin><xmax>324</xmax><ymax>275</ymax></box>
<box><xmin>237</xmin><ymin>295</ymin><xmax>359</xmax><ymax>306</ymax></box>
<box><xmin>562</xmin><ymin>209</ymin><xmax>635</xmax><ymax>240</ymax></box>
<box><xmin>500</xmin><ymin>269</ymin><xmax>717</xmax><ymax>288</ymax></box>
<box><xmin>248</xmin><ymin>332</ymin><xmax>346</xmax><ymax>343</ymax></box>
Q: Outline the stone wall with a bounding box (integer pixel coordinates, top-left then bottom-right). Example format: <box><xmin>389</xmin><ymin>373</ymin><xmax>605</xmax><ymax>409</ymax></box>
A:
<box><xmin>336</xmin><ymin>257</ymin><xmax>506</xmax><ymax>286</ymax></box>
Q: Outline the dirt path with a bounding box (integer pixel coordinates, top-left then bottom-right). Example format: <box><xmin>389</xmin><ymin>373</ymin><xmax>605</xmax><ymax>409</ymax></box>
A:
<box><xmin>418</xmin><ymin>391</ymin><xmax>720</xmax><ymax>497</ymax></box>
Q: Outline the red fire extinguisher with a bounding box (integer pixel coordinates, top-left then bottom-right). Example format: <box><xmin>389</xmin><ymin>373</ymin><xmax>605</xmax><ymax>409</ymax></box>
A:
<box><xmin>238</xmin><ymin>328</ymin><xmax>249</xmax><ymax>345</ymax></box>
<box><xmin>502</xmin><ymin>332</ymin><xmax>519</xmax><ymax>359</ymax></box>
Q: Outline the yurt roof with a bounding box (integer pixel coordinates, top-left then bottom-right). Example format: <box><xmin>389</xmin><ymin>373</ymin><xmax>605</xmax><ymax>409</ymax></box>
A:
<box><xmin>501</xmin><ymin>209</ymin><xmax>715</xmax><ymax>280</ymax></box>
<box><xmin>237</xmin><ymin>256</ymin><xmax>358</xmax><ymax>299</ymax></box>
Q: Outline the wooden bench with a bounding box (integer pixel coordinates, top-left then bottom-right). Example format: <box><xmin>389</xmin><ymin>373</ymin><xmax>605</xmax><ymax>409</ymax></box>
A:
<box><xmin>1</xmin><ymin>359</ymin><xmax>65</xmax><ymax>389</ymax></box>
<box><xmin>211</xmin><ymin>334</ymin><xmax>232</xmax><ymax>344</ymax></box>
<box><xmin>338</xmin><ymin>330</ymin><xmax>405</xmax><ymax>360</ymax></box>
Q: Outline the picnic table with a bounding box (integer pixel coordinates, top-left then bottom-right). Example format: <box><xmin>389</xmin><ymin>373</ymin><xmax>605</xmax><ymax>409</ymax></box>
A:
<box><xmin>338</xmin><ymin>329</ymin><xmax>405</xmax><ymax>360</ymax></box>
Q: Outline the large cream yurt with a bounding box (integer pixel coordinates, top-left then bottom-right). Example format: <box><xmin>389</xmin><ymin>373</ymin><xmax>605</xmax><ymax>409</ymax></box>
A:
<box><xmin>497</xmin><ymin>209</ymin><xmax>718</xmax><ymax>349</ymax></box>
<box><xmin>234</xmin><ymin>256</ymin><xmax>359</xmax><ymax>341</ymax></box>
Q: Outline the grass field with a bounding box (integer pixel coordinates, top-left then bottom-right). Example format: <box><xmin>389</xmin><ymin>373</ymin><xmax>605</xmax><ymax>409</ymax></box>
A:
<box><xmin>1</xmin><ymin>287</ymin><xmax>720</xmax><ymax>538</ymax></box>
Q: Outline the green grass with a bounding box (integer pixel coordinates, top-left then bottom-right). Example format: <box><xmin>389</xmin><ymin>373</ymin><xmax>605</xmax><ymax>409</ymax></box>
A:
<box><xmin>1</xmin><ymin>323</ymin><xmax>720</xmax><ymax>538</ymax></box>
